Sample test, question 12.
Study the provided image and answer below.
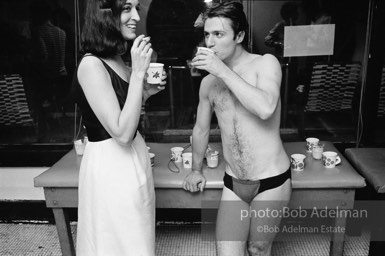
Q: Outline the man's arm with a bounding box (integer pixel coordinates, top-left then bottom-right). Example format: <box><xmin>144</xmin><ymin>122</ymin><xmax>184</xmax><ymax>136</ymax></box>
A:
<box><xmin>221</xmin><ymin>54</ymin><xmax>282</xmax><ymax>120</ymax></box>
<box><xmin>183</xmin><ymin>77</ymin><xmax>213</xmax><ymax>192</ymax></box>
<box><xmin>193</xmin><ymin>52</ymin><xmax>282</xmax><ymax>120</ymax></box>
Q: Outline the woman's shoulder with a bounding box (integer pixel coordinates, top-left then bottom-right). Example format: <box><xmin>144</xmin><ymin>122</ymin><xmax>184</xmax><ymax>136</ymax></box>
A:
<box><xmin>78</xmin><ymin>55</ymin><xmax>110</xmax><ymax>87</ymax></box>
<box><xmin>79</xmin><ymin>54</ymin><xmax>104</xmax><ymax>69</ymax></box>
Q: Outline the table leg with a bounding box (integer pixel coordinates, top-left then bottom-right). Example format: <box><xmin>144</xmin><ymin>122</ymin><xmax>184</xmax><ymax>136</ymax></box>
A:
<box><xmin>52</xmin><ymin>208</ymin><xmax>76</xmax><ymax>256</ymax></box>
<box><xmin>168</xmin><ymin>67</ymin><xmax>175</xmax><ymax>128</ymax></box>
<box><xmin>329</xmin><ymin>215</ymin><xmax>347</xmax><ymax>256</ymax></box>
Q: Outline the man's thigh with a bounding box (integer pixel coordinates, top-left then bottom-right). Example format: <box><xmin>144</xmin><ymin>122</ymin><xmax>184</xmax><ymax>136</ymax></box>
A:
<box><xmin>249</xmin><ymin>179</ymin><xmax>292</xmax><ymax>243</ymax></box>
<box><xmin>216</xmin><ymin>187</ymin><xmax>250</xmax><ymax>256</ymax></box>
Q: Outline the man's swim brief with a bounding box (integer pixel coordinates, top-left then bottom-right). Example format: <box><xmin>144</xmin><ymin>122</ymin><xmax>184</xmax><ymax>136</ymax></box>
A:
<box><xmin>223</xmin><ymin>168</ymin><xmax>291</xmax><ymax>204</ymax></box>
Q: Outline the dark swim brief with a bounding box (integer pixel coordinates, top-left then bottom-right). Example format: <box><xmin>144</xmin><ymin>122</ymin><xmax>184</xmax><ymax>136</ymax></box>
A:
<box><xmin>223</xmin><ymin>168</ymin><xmax>291</xmax><ymax>204</ymax></box>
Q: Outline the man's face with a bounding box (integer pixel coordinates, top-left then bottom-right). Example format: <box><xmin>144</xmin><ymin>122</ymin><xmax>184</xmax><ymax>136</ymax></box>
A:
<box><xmin>204</xmin><ymin>17</ymin><xmax>240</xmax><ymax>62</ymax></box>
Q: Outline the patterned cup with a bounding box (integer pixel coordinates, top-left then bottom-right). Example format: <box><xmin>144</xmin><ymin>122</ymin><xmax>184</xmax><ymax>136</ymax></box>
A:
<box><xmin>322</xmin><ymin>151</ymin><xmax>341</xmax><ymax>168</ymax></box>
<box><xmin>306</xmin><ymin>137</ymin><xmax>319</xmax><ymax>152</ymax></box>
<box><xmin>290</xmin><ymin>154</ymin><xmax>306</xmax><ymax>172</ymax></box>
<box><xmin>182</xmin><ymin>152</ymin><xmax>192</xmax><ymax>169</ymax></box>
<box><xmin>146</xmin><ymin>63</ymin><xmax>164</xmax><ymax>84</ymax></box>
<box><xmin>171</xmin><ymin>147</ymin><xmax>184</xmax><ymax>163</ymax></box>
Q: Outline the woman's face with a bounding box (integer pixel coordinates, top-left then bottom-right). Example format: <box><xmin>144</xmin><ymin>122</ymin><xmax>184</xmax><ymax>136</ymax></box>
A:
<box><xmin>120</xmin><ymin>0</ymin><xmax>140</xmax><ymax>40</ymax></box>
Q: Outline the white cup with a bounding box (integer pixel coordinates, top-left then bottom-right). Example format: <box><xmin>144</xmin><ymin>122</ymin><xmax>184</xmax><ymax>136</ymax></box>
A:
<box><xmin>306</xmin><ymin>137</ymin><xmax>319</xmax><ymax>152</ymax></box>
<box><xmin>197</xmin><ymin>47</ymin><xmax>214</xmax><ymax>53</ymax></box>
<box><xmin>206</xmin><ymin>150</ymin><xmax>219</xmax><ymax>168</ymax></box>
<box><xmin>182</xmin><ymin>152</ymin><xmax>192</xmax><ymax>169</ymax></box>
<box><xmin>290</xmin><ymin>154</ymin><xmax>306</xmax><ymax>172</ymax></box>
<box><xmin>146</xmin><ymin>63</ymin><xmax>164</xmax><ymax>84</ymax></box>
<box><xmin>171</xmin><ymin>147</ymin><xmax>184</xmax><ymax>163</ymax></box>
<box><xmin>312</xmin><ymin>144</ymin><xmax>324</xmax><ymax>160</ymax></box>
<box><xmin>149</xmin><ymin>152</ymin><xmax>155</xmax><ymax>168</ymax></box>
<box><xmin>74</xmin><ymin>140</ymin><xmax>85</xmax><ymax>156</ymax></box>
<box><xmin>322</xmin><ymin>151</ymin><xmax>341</xmax><ymax>168</ymax></box>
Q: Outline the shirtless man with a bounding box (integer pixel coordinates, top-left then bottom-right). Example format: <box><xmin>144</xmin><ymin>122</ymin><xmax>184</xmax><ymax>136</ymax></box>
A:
<box><xmin>182</xmin><ymin>2</ymin><xmax>291</xmax><ymax>256</ymax></box>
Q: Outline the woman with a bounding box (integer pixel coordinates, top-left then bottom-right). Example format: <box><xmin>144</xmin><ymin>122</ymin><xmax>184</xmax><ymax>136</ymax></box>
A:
<box><xmin>74</xmin><ymin>0</ymin><xmax>165</xmax><ymax>255</ymax></box>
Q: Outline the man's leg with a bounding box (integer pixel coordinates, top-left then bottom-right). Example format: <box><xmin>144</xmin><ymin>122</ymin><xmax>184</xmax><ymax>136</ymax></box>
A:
<box><xmin>248</xmin><ymin>179</ymin><xmax>291</xmax><ymax>256</ymax></box>
<box><xmin>216</xmin><ymin>186</ymin><xmax>251</xmax><ymax>256</ymax></box>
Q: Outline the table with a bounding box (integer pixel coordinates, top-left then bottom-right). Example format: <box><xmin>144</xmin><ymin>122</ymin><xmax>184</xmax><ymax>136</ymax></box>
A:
<box><xmin>34</xmin><ymin>141</ymin><xmax>365</xmax><ymax>256</ymax></box>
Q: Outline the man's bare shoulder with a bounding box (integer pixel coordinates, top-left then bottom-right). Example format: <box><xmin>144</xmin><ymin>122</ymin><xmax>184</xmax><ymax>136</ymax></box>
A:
<box><xmin>249</xmin><ymin>53</ymin><xmax>280</xmax><ymax>67</ymax></box>
<box><xmin>257</xmin><ymin>53</ymin><xmax>281</xmax><ymax>69</ymax></box>
<box><xmin>199</xmin><ymin>74</ymin><xmax>217</xmax><ymax>95</ymax></box>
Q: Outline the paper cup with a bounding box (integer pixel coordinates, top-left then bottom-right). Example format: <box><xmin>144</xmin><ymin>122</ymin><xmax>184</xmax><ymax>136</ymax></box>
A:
<box><xmin>322</xmin><ymin>151</ymin><xmax>341</xmax><ymax>168</ymax></box>
<box><xmin>312</xmin><ymin>144</ymin><xmax>324</xmax><ymax>160</ymax></box>
<box><xmin>306</xmin><ymin>137</ymin><xmax>319</xmax><ymax>152</ymax></box>
<box><xmin>182</xmin><ymin>152</ymin><xmax>192</xmax><ymax>169</ymax></box>
<box><xmin>290</xmin><ymin>154</ymin><xmax>306</xmax><ymax>172</ymax></box>
<box><xmin>206</xmin><ymin>151</ymin><xmax>219</xmax><ymax>168</ymax></box>
<box><xmin>171</xmin><ymin>147</ymin><xmax>184</xmax><ymax>162</ymax></box>
<box><xmin>197</xmin><ymin>47</ymin><xmax>214</xmax><ymax>53</ymax></box>
<box><xmin>146</xmin><ymin>63</ymin><xmax>164</xmax><ymax>84</ymax></box>
<box><xmin>74</xmin><ymin>140</ymin><xmax>85</xmax><ymax>156</ymax></box>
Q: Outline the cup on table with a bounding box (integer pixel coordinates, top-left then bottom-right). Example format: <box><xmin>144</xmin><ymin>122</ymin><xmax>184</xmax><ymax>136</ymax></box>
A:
<box><xmin>290</xmin><ymin>154</ymin><xmax>306</xmax><ymax>172</ymax></box>
<box><xmin>171</xmin><ymin>147</ymin><xmax>184</xmax><ymax>163</ymax></box>
<box><xmin>206</xmin><ymin>150</ymin><xmax>219</xmax><ymax>168</ymax></box>
<box><xmin>182</xmin><ymin>152</ymin><xmax>192</xmax><ymax>169</ymax></box>
<box><xmin>146</xmin><ymin>63</ymin><xmax>164</xmax><ymax>84</ymax></box>
<box><xmin>306</xmin><ymin>137</ymin><xmax>319</xmax><ymax>152</ymax></box>
<box><xmin>74</xmin><ymin>139</ymin><xmax>85</xmax><ymax>156</ymax></box>
<box><xmin>149</xmin><ymin>153</ymin><xmax>155</xmax><ymax>168</ymax></box>
<box><xmin>312</xmin><ymin>143</ymin><xmax>324</xmax><ymax>160</ymax></box>
<box><xmin>322</xmin><ymin>151</ymin><xmax>341</xmax><ymax>168</ymax></box>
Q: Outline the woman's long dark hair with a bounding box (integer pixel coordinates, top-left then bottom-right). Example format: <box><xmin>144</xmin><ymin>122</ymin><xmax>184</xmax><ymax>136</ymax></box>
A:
<box><xmin>80</xmin><ymin>0</ymin><xmax>127</xmax><ymax>58</ymax></box>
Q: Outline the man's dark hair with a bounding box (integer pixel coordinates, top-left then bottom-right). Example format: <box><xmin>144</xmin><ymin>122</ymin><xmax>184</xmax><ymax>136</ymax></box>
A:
<box><xmin>80</xmin><ymin>0</ymin><xmax>127</xmax><ymax>58</ymax></box>
<box><xmin>203</xmin><ymin>1</ymin><xmax>249</xmax><ymax>50</ymax></box>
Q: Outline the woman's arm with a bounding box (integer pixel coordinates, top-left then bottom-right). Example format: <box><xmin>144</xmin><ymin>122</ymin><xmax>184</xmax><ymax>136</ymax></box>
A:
<box><xmin>78</xmin><ymin>35</ymin><xmax>153</xmax><ymax>145</ymax></box>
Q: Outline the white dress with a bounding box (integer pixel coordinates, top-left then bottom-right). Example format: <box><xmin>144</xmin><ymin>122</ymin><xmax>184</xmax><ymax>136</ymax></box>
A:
<box><xmin>76</xmin><ymin>133</ymin><xmax>155</xmax><ymax>256</ymax></box>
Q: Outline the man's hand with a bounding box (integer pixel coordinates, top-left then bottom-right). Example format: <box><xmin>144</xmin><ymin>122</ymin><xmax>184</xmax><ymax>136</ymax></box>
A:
<box><xmin>182</xmin><ymin>170</ymin><xmax>207</xmax><ymax>192</ymax></box>
<box><xmin>191</xmin><ymin>49</ymin><xmax>227</xmax><ymax>77</ymax></box>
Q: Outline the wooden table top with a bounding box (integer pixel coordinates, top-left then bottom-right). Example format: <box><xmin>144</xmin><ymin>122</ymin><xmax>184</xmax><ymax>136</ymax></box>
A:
<box><xmin>34</xmin><ymin>141</ymin><xmax>366</xmax><ymax>190</ymax></box>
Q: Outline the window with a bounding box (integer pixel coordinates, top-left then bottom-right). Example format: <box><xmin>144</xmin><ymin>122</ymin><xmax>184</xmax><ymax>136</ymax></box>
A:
<box><xmin>0</xmin><ymin>0</ymin><xmax>384</xmax><ymax>159</ymax></box>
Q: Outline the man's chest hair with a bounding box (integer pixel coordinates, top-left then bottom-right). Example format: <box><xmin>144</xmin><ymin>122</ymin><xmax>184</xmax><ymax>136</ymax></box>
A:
<box><xmin>209</xmin><ymin>82</ymin><xmax>233</xmax><ymax>112</ymax></box>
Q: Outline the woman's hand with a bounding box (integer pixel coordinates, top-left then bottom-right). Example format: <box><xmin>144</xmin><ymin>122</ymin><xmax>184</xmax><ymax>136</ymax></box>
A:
<box><xmin>130</xmin><ymin>35</ymin><xmax>153</xmax><ymax>79</ymax></box>
<box><xmin>143</xmin><ymin>69</ymin><xmax>167</xmax><ymax>101</ymax></box>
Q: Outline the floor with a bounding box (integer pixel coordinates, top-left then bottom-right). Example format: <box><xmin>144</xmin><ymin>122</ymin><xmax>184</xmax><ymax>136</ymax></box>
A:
<box><xmin>0</xmin><ymin>221</ymin><xmax>370</xmax><ymax>256</ymax></box>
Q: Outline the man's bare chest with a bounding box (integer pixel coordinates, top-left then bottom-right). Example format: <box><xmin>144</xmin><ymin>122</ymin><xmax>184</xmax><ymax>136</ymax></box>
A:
<box><xmin>208</xmin><ymin>83</ymin><xmax>236</xmax><ymax>113</ymax></box>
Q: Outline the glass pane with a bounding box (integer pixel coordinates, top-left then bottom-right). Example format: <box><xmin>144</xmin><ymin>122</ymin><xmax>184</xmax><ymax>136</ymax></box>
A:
<box><xmin>249</xmin><ymin>0</ymin><xmax>369</xmax><ymax>143</ymax></box>
<box><xmin>0</xmin><ymin>0</ymin><xmax>77</xmax><ymax>145</ymax></box>
<box><xmin>2</xmin><ymin>0</ymin><xmax>381</xmax><ymax>149</ymax></box>
<box><xmin>142</xmin><ymin>0</ymin><xmax>211</xmax><ymax>142</ymax></box>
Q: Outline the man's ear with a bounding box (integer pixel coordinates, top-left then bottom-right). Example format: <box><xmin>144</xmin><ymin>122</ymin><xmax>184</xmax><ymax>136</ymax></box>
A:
<box><xmin>236</xmin><ymin>31</ymin><xmax>245</xmax><ymax>44</ymax></box>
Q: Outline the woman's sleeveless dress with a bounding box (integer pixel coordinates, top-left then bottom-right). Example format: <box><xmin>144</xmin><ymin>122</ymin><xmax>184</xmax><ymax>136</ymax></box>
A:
<box><xmin>74</xmin><ymin>57</ymin><xmax>155</xmax><ymax>256</ymax></box>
